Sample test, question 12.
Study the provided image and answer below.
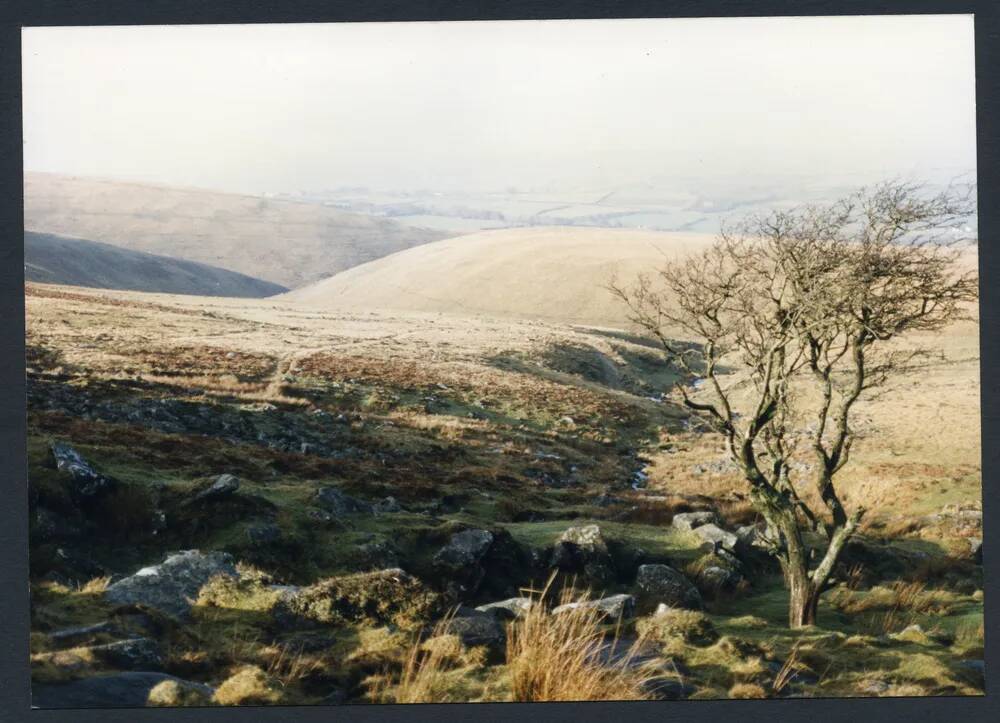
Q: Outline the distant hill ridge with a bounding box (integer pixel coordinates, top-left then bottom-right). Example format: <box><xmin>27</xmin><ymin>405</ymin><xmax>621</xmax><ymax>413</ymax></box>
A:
<box><xmin>23</xmin><ymin>172</ymin><xmax>449</xmax><ymax>288</ymax></box>
<box><xmin>25</xmin><ymin>231</ymin><xmax>288</xmax><ymax>298</ymax></box>
<box><xmin>282</xmin><ymin>226</ymin><xmax>718</xmax><ymax>327</ymax></box>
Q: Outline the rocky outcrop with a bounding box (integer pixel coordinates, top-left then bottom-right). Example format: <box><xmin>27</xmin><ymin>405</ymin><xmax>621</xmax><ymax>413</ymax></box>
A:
<box><xmin>433</xmin><ymin>529</ymin><xmax>494</xmax><ymax>594</ymax></box>
<box><xmin>192</xmin><ymin>473</ymin><xmax>240</xmax><ymax>502</ymax></box>
<box><xmin>444</xmin><ymin>608</ymin><xmax>507</xmax><ymax>649</ymax></box>
<box><xmin>49</xmin><ymin>442</ymin><xmax>116</xmax><ymax>499</ymax></box>
<box><xmin>691</xmin><ymin>523</ymin><xmax>739</xmax><ymax>552</ymax></box>
<box><xmin>104</xmin><ymin>550</ymin><xmax>239</xmax><ymax>618</ymax></box>
<box><xmin>671</xmin><ymin>511</ymin><xmax>718</xmax><ymax>532</ymax></box>
<box><xmin>635</xmin><ymin>564</ymin><xmax>702</xmax><ymax>610</ymax></box>
<box><xmin>87</xmin><ymin>638</ymin><xmax>163</xmax><ymax>671</ymax></box>
<box><xmin>271</xmin><ymin>568</ymin><xmax>441</xmax><ymax>630</ymax></box>
<box><xmin>550</xmin><ymin>524</ymin><xmax>616</xmax><ymax>588</ymax></box>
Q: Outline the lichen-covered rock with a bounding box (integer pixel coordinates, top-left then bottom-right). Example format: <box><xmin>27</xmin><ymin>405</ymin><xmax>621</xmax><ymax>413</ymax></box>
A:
<box><xmin>671</xmin><ymin>511</ymin><xmax>718</xmax><ymax>532</ymax></box>
<box><xmin>434</xmin><ymin>529</ymin><xmax>493</xmax><ymax>570</ymax></box>
<box><xmin>692</xmin><ymin>524</ymin><xmax>739</xmax><ymax>552</ymax></box>
<box><xmin>104</xmin><ymin>550</ymin><xmax>239</xmax><ymax>618</ymax></box>
<box><xmin>553</xmin><ymin>593</ymin><xmax>635</xmax><ymax>621</ymax></box>
<box><xmin>475</xmin><ymin>597</ymin><xmax>534</xmax><ymax>620</ymax></box>
<box><xmin>635</xmin><ymin>564</ymin><xmax>702</xmax><ymax>610</ymax></box>
<box><xmin>550</xmin><ymin>524</ymin><xmax>616</xmax><ymax>587</ymax></box>
<box><xmin>88</xmin><ymin>637</ymin><xmax>163</xmax><ymax>670</ymax></box>
<box><xmin>314</xmin><ymin>486</ymin><xmax>373</xmax><ymax>516</ymax></box>
<box><xmin>49</xmin><ymin>441</ymin><xmax>116</xmax><ymax>499</ymax></box>
<box><xmin>272</xmin><ymin>568</ymin><xmax>441</xmax><ymax>630</ymax></box>
<box><xmin>444</xmin><ymin>609</ymin><xmax>507</xmax><ymax>649</ymax></box>
<box><xmin>433</xmin><ymin>529</ymin><xmax>494</xmax><ymax>593</ymax></box>
<box><xmin>193</xmin><ymin>473</ymin><xmax>240</xmax><ymax>502</ymax></box>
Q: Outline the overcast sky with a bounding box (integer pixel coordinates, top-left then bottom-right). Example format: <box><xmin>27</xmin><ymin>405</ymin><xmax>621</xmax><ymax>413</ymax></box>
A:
<box><xmin>22</xmin><ymin>15</ymin><xmax>976</xmax><ymax>194</ymax></box>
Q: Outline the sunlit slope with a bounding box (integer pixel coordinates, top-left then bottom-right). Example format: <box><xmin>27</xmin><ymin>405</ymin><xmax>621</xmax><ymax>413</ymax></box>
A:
<box><xmin>24</xmin><ymin>172</ymin><xmax>447</xmax><ymax>289</ymax></box>
<box><xmin>283</xmin><ymin>227</ymin><xmax>716</xmax><ymax>326</ymax></box>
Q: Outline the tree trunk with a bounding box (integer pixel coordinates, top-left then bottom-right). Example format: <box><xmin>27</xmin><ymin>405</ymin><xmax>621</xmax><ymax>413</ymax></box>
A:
<box><xmin>787</xmin><ymin>567</ymin><xmax>820</xmax><ymax>628</ymax></box>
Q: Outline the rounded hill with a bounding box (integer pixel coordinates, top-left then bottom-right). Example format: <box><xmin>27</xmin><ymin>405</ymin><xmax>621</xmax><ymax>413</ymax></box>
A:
<box><xmin>282</xmin><ymin>227</ymin><xmax>716</xmax><ymax>327</ymax></box>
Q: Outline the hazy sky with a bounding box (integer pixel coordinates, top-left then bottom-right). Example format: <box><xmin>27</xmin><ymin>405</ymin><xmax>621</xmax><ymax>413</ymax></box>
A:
<box><xmin>22</xmin><ymin>15</ymin><xmax>977</xmax><ymax>194</ymax></box>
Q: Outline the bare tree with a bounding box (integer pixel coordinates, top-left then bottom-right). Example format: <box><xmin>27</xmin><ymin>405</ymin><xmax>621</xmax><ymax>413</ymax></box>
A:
<box><xmin>609</xmin><ymin>181</ymin><xmax>978</xmax><ymax>627</ymax></box>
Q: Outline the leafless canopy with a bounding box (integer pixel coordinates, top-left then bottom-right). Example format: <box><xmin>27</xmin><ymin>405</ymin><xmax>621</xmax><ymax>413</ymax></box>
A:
<box><xmin>608</xmin><ymin>180</ymin><xmax>978</xmax><ymax>626</ymax></box>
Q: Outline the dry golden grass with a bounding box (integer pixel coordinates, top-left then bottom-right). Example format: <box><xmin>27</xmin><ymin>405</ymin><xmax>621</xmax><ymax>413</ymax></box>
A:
<box><xmin>212</xmin><ymin>665</ymin><xmax>283</xmax><ymax>706</ymax></box>
<box><xmin>505</xmin><ymin>584</ymin><xmax>657</xmax><ymax>702</ymax></box>
<box><xmin>728</xmin><ymin>682</ymin><xmax>767</xmax><ymax>699</ymax></box>
<box><xmin>77</xmin><ymin>576</ymin><xmax>111</xmax><ymax>594</ymax></box>
<box><xmin>370</xmin><ymin>612</ymin><xmax>489</xmax><ymax>704</ymax></box>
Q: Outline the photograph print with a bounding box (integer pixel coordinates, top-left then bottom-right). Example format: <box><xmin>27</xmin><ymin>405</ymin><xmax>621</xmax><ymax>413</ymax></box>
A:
<box><xmin>22</xmin><ymin>14</ymin><xmax>984</xmax><ymax>707</ymax></box>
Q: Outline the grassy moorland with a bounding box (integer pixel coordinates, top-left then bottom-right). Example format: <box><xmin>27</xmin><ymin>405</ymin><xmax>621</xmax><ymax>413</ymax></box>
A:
<box><xmin>26</xmin><ymin>281</ymin><xmax>983</xmax><ymax>706</ymax></box>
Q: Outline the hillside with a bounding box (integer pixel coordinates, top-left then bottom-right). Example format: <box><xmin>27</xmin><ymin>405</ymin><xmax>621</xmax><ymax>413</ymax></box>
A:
<box><xmin>24</xmin><ymin>231</ymin><xmax>287</xmax><ymax>298</ymax></box>
<box><xmin>23</xmin><ymin>172</ymin><xmax>448</xmax><ymax>288</ymax></box>
<box><xmin>25</xmin><ymin>284</ymin><xmax>982</xmax><ymax>705</ymax></box>
<box><xmin>283</xmin><ymin>226</ymin><xmax>716</xmax><ymax>326</ymax></box>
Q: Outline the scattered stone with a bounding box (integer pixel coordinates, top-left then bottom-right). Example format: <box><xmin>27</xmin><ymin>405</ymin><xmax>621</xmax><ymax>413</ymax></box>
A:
<box><xmin>105</xmin><ymin>550</ymin><xmax>239</xmax><ymax>618</ymax></box>
<box><xmin>969</xmin><ymin>537</ymin><xmax>983</xmax><ymax>564</ymax></box>
<box><xmin>49</xmin><ymin>441</ymin><xmax>116</xmax><ymax>498</ymax></box>
<box><xmin>635</xmin><ymin>564</ymin><xmax>702</xmax><ymax>610</ymax></box>
<box><xmin>475</xmin><ymin>597</ymin><xmax>534</xmax><ymax>620</ymax></box>
<box><xmin>192</xmin><ymin>473</ymin><xmax>240</xmax><ymax>502</ymax></box>
<box><xmin>697</xmin><ymin>565</ymin><xmax>740</xmax><ymax>591</ymax></box>
<box><xmin>691</xmin><ymin>523</ymin><xmax>739</xmax><ymax>552</ymax></box>
<box><xmin>553</xmin><ymin>593</ymin><xmax>636</xmax><ymax>621</ymax></box>
<box><xmin>444</xmin><ymin>610</ymin><xmax>507</xmax><ymax>648</ymax></box>
<box><xmin>435</xmin><ymin>529</ymin><xmax>494</xmax><ymax>570</ymax></box>
<box><xmin>33</xmin><ymin>672</ymin><xmax>214</xmax><ymax>709</ymax></box>
<box><xmin>550</xmin><ymin>524</ymin><xmax>615</xmax><ymax>587</ymax></box>
<box><xmin>433</xmin><ymin>529</ymin><xmax>494</xmax><ymax>594</ymax></box>
<box><xmin>88</xmin><ymin>637</ymin><xmax>163</xmax><ymax>670</ymax></box>
<box><xmin>49</xmin><ymin>621</ymin><xmax>117</xmax><ymax>647</ymax></box>
<box><xmin>314</xmin><ymin>487</ymin><xmax>373</xmax><ymax>516</ymax></box>
<box><xmin>671</xmin><ymin>511</ymin><xmax>718</xmax><ymax>532</ymax></box>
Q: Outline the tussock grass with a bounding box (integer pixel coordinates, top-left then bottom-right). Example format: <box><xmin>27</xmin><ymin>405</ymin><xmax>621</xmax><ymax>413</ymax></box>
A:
<box><xmin>147</xmin><ymin>679</ymin><xmax>213</xmax><ymax>707</ymax></box>
<box><xmin>729</xmin><ymin>682</ymin><xmax>767</xmax><ymax>698</ymax></box>
<box><xmin>370</xmin><ymin>613</ymin><xmax>490</xmax><ymax>704</ymax></box>
<box><xmin>637</xmin><ymin>608</ymin><xmax>718</xmax><ymax>646</ymax></box>
<box><xmin>212</xmin><ymin>665</ymin><xmax>284</xmax><ymax>706</ymax></box>
<box><xmin>505</xmin><ymin>583</ymin><xmax>657</xmax><ymax>702</ymax></box>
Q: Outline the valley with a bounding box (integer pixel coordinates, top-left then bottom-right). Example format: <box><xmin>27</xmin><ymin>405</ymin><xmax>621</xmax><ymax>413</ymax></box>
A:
<box><xmin>27</xmin><ymin>272</ymin><xmax>984</xmax><ymax>705</ymax></box>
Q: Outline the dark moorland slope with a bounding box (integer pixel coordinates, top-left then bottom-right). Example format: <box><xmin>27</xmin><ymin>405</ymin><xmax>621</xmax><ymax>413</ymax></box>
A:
<box><xmin>25</xmin><ymin>231</ymin><xmax>288</xmax><ymax>298</ymax></box>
